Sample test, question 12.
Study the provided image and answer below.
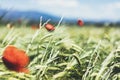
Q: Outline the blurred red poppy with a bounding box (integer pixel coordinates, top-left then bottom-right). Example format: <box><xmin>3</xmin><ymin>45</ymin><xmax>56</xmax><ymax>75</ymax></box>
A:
<box><xmin>2</xmin><ymin>45</ymin><xmax>29</xmax><ymax>73</ymax></box>
<box><xmin>31</xmin><ymin>25</ymin><xmax>39</xmax><ymax>30</ymax></box>
<box><xmin>45</xmin><ymin>23</ymin><xmax>55</xmax><ymax>31</ymax></box>
<box><xmin>77</xmin><ymin>19</ymin><xmax>84</xmax><ymax>26</ymax></box>
<box><xmin>18</xmin><ymin>19</ymin><xmax>22</xmax><ymax>24</ymax></box>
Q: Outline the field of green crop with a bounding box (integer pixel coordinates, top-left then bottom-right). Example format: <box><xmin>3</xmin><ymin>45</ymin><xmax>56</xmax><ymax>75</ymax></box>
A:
<box><xmin>0</xmin><ymin>25</ymin><xmax>120</xmax><ymax>80</ymax></box>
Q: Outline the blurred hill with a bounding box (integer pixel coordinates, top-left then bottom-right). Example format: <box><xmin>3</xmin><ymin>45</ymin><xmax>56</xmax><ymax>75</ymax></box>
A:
<box><xmin>0</xmin><ymin>9</ymin><xmax>76</xmax><ymax>24</ymax></box>
<box><xmin>0</xmin><ymin>9</ymin><xmax>58</xmax><ymax>23</ymax></box>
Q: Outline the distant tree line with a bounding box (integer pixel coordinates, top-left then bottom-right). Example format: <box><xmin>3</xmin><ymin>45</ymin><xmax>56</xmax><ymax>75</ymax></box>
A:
<box><xmin>0</xmin><ymin>11</ymin><xmax>120</xmax><ymax>27</ymax></box>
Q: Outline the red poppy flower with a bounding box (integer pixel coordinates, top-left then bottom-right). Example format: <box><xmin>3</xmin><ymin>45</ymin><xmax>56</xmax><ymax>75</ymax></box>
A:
<box><xmin>45</xmin><ymin>23</ymin><xmax>55</xmax><ymax>31</ymax></box>
<box><xmin>77</xmin><ymin>19</ymin><xmax>84</xmax><ymax>27</ymax></box>
<box><xmin>2</xmin><ymin>45</ymin><xmax>29</xmax><ymax>73</ymax></box>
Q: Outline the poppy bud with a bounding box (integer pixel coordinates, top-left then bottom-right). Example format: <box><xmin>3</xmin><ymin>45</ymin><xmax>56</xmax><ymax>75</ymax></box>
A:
<box><xmin>45</xmin><ymin>23</ymin><xmax>55</xmax><ymax>31</ymax></box>
<box><xmin>2</xmin><ymin>45</ymin><xmax>29</xmax><ymax>73</ymax></box>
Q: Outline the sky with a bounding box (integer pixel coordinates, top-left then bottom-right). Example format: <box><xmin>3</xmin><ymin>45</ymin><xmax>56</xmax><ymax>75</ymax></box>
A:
<box><xmin>0</xmin><ymin>0</ymin><xmax>120</xmax><ymax>20</ymax></box>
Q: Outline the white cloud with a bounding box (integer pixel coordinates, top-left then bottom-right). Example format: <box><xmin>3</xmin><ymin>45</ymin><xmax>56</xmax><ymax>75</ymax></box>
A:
<box><xmin>35</xmin><ymin>0</ymin><xmax>78</xmax><ymax>8</ymax></box>
<box><xmin>33</xmin><ymin>0</ymin><xmax>120</xmax><ymax>20</ymax></box>
<box><xmin>105</xmin><ymin>2</ymin><xmax>120</xmax><ymax>9</ymax></box>
<box><xmin>32</xmin><ymin>0</ymin><xmax>79</xmax><ymax>17</ymax></box>
<box><xmin>96</xmin><ymin>2</ymin><xmax>120</xmax><ymax>20</ymax></box>
<box><xmin>1</xmin><ymin>0</ymin><xmax>120</xmax><ymax>20</ymax></box>
<box><xmin>70</xmin><ymin>1</ymin><xmax>120</xmax><ymax>20</ymax></box>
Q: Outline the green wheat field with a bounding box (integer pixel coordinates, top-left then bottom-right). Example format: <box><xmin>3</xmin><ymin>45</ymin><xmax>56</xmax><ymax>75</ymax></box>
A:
<box><xmin>0</xmin><ymin>24</ymin><xmax>120</xmax><ymax>80</ymax></box>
